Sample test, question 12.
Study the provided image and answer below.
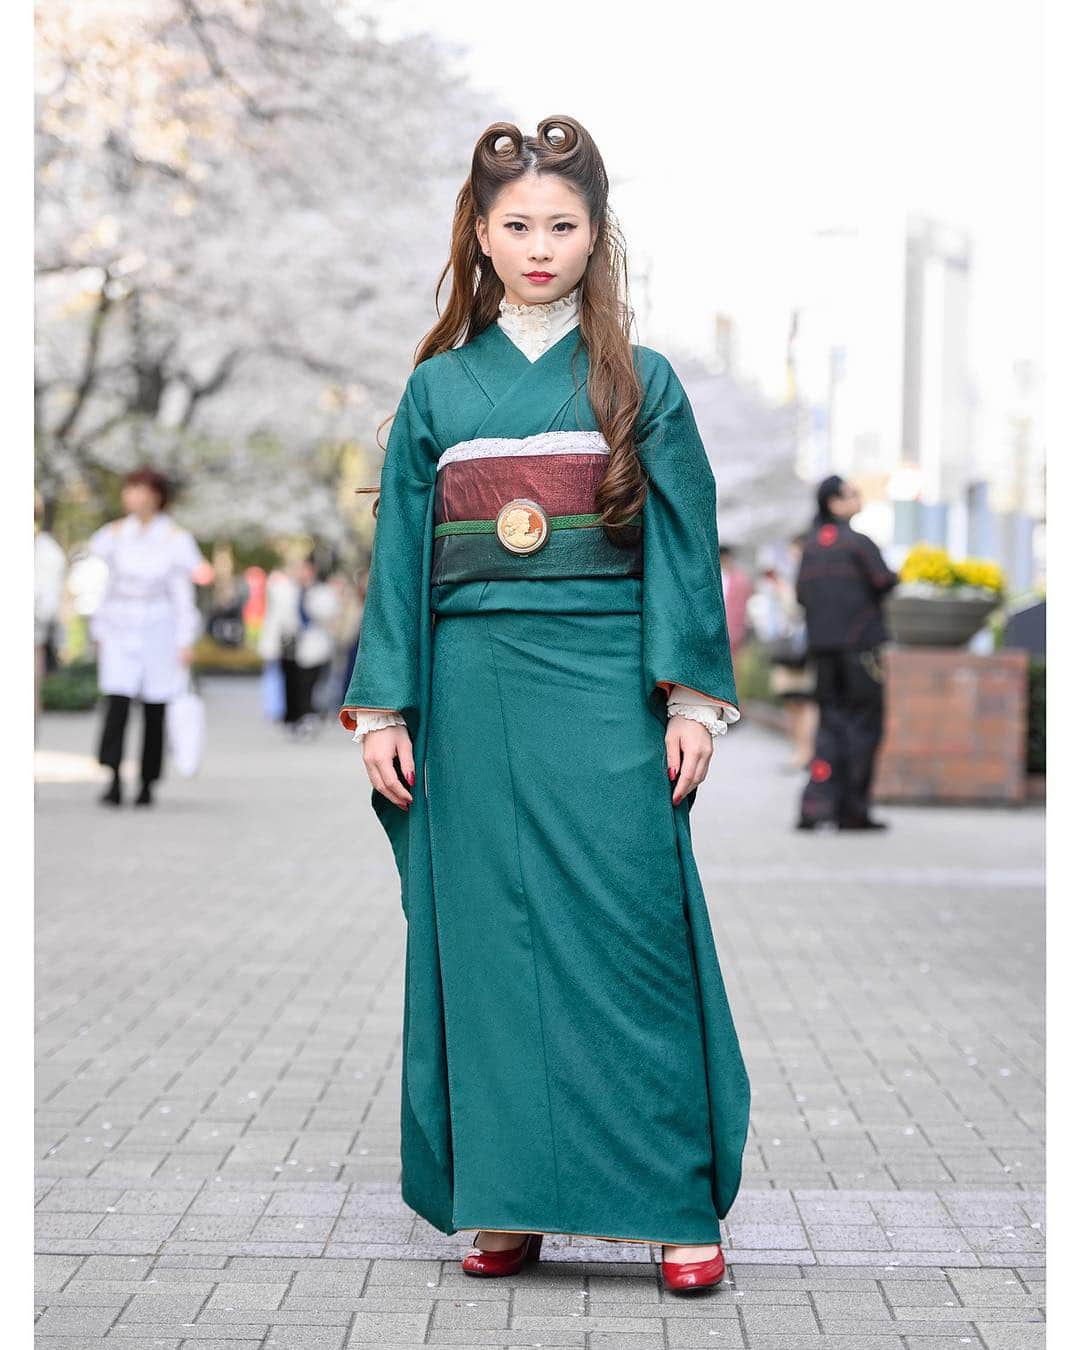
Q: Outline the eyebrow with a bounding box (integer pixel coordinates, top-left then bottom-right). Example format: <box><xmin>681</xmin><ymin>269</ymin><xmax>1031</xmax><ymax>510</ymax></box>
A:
<box><xmin>500</xmin><ymin>211</ymin><xmax>580</xmax><ymax>220</ymax></box>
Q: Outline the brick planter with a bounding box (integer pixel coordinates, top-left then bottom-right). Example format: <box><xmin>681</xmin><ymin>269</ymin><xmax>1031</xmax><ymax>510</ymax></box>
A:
<box><xmin>874</xmin><ymin>646</ymin><xmax>1030</xmax><ymax>804</ymax></box>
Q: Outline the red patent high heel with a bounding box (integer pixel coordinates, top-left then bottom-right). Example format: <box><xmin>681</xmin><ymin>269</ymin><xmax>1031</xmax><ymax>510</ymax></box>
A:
<box><xmin>461</xmin><ymin>1230</ymin><xmax>544</xmax><ymax>1277</ymax></box>
<box><xmin>660</xmin><ymin>1242</ymin><xmax>726</xmax><ymax>1292</ymax></box>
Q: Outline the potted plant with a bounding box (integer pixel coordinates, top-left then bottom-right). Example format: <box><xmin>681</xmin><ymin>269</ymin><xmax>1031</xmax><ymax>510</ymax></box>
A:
<box><xmin>885</xmin><ymin>543</ymin><xmax>1006</xmax><ymax>647</ymax></box>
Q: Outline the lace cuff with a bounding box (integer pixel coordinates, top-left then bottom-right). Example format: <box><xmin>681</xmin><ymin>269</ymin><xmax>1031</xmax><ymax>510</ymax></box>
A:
<box><xmin>667</xmin><ymin>702</ymin><xmax>728</xmax><ymax>738</ymax></box>
<box><xmin>347</xmin><ymin>709</ymin><xmax>407</xmax><ymax>741</ymax></box>
<box><xmin>666</xmin><ymin>683</ymin><xmax>741</xmax><ymax>722</ymax></box>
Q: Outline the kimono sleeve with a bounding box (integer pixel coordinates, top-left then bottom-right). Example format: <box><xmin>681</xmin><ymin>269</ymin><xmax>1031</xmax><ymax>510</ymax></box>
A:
<box><xmin>636</xmin><ymin>352</ymin><xmax>739</xmax><ymax>712</ymax></box>
<box><xmin>339</xmin><ymin>371</ymin><xmax>439</xmax><ymax>730</ymax></box>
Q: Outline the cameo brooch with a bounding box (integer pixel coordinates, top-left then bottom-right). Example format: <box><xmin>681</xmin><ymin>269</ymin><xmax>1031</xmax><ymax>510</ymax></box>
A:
<box><xmin>495</xmin><ymin>498</ymin><xmax>550</xmax><ymax>555</ymax></box>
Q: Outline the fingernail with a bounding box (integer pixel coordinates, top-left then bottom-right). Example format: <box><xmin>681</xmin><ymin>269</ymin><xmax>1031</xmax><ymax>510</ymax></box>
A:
<box><xmin>668</xmin><ymin>766</ymin><xmax>677</xmax><ymax>781</ymax></box>
<box><xmin>406</xmin><ymin>769</ymin><xmax>415</xmax><ymax>786</ymax></box>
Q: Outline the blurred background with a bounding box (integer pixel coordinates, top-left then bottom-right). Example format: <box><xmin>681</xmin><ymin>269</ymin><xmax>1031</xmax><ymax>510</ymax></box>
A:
<box><xmin>34</xmin><ymin>0</ymin><xmax>1045</xmax><ymax>801</ymax></box>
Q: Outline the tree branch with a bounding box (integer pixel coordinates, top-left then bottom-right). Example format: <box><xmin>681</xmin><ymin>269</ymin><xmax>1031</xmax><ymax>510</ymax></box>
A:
<box><xmin>52</xmin><ymin>282</ymin><xmax>114</xmax><ymax>443</ymax></box>
<box><xmin>262</xmin><ymin>341</ymin><xmax>352</xmax><ymax>381</ymax></box>
<box><xmin>179</xmin><ymin>0</ymin><xmax>320</xmax><ymax>122</ymax></box>
<box><xmin>177</xmin><ymin>348</ymin><xmax>247</xmax><ymax>426</ymax></box>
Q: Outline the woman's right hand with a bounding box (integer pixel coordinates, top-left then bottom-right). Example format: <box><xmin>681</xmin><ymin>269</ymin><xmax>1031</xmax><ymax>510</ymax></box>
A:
<box><xmin>362</xmin><ymin>724</ymin><xmax>415</xmax><ymax>810</ymax></box>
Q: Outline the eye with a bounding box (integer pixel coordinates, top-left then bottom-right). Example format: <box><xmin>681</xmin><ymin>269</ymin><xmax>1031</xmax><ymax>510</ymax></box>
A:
<box><xmin>554</xmin><ymin>222</ymin><xmax>577</xmax><ymax>232</ymax></box>
<box><xmin>505</xmin><ymin>222</ymin><xmax>527</xmax><ymax>232</ymax></box>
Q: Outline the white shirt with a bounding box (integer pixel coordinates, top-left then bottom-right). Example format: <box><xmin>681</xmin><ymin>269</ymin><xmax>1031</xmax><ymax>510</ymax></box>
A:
<box><xmin>88</xmin><ymin>513</ymin><xmax>203</xmax><ymax>702</ymax></box>
<box><xmin>344</xmin><ymin>288</ymin><xmax>741</xmax><ymax>741</ymax></box>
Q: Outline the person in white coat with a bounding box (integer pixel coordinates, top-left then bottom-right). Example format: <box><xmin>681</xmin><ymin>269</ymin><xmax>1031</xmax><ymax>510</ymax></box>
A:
<box><xmin>89</xmin><ymin>467</ymin><xmax>203</xmax><ymax>806</ymax></box>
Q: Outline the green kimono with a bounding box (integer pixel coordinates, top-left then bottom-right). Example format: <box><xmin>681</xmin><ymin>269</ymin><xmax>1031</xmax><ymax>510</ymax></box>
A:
<box><xmin>341</xmin><ymin>320</ymin><xmax>750</xmax><ymax>1244</ymax></box>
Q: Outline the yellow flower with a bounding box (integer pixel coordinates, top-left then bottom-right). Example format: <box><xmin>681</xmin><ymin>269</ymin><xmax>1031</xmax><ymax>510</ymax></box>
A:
<box><xmin>899</xmin><ymin>543</ymin><xmax>1006</xmax><ymax>593</ymax></box>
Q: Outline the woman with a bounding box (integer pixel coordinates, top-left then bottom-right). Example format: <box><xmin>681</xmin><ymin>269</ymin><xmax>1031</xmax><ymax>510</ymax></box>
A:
<box><xmin>89</xmin><ymin>467</ymin><xmax>202</xmax><ymax>806</ymax></box>
<box><xmin>339</xmin><ymin>117</ymin><xmax>750</xmax><ymax>1292</ymax></box>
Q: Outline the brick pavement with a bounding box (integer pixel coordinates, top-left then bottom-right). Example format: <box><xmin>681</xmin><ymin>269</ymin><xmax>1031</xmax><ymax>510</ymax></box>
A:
<box><xmin>35</xmin><ymin>678</ymin><xmax>1045</xmax><ymax>1347</ymax></box>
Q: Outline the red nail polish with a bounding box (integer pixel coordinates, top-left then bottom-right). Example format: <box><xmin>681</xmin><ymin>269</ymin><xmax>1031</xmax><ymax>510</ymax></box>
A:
<box><xmin>406</xmin><ymin>769</ymin><xmax>415</xmax><ymax>786</ymax></box>
<box><xmin>668</xmin><ymin>766</ymin><xmax>677</xmax><ymax>781</ymax></box>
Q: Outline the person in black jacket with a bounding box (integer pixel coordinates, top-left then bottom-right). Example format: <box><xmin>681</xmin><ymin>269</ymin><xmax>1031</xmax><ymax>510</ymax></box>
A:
<box><xmin>795</xmin><ymin>475</ymin><xmax>898</xmax><ymax>831</ymax></box>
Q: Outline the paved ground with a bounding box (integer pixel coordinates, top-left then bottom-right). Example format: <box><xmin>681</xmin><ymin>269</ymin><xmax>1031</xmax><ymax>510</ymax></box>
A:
<box><xmin>35</xmin><ymin>677</ymin><xmax>1046</xmax><ymax>1348</ymax></box>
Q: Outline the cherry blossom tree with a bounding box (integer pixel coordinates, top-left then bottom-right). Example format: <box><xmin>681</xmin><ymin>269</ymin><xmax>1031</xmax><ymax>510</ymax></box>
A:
<box><xmin>36</xmin><ymin>0</ymin><xmax>493</xmax><ymax>545</ymax></box>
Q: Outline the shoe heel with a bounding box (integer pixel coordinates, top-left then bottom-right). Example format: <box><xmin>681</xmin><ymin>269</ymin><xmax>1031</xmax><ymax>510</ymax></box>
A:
<box><xmin>525</xmin><ymin>1232</ymin><xmax>543</xmax><ymax>1262</ymax></box>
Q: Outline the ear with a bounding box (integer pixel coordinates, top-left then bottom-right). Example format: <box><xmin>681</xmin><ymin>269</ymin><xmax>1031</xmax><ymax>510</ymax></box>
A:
<box><xmin>588</xmin><ymin>221</ymin><xmax>599</xmax><ymax>256</ymax></box>
<box><xmin>475</xmin><ymin>216</ymin><xmax>490</xmax><ymax>256</ymax></box>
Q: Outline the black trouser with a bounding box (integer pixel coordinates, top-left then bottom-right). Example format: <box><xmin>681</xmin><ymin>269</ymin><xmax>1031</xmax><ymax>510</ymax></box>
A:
<box><xmin>280</xmin><ymin>658</ymin><xmax>325</xmax><ymax>724</ymax></box>
<box><xmin>97</xmin><ymin>695</ymin><xmax>166</xmax><ymax>785</ymax></box>
<box><xmin>799</xmin><ymin>647</ymin><xmax>885</xmax><ymax>824</ymax></box>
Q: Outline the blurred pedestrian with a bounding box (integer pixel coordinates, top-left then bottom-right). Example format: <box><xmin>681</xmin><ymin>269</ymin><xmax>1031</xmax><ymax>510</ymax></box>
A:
<box><xmin>259</xmin><ymin>553</ymin><xmax>341</xmax><ymax>736</ymax></box>
<box><xmin>206</xmin><ymin>543</ymin><xmax>250</xmax><ymax>649</ymax></box>
<box><xmin>34</xmin><ymin>490</ymin><xmax>67</xmax><ymax>728</ymax></box>
<box><xmin>749</xmin><ymin>536</ymin><xmax>817</xmax><ymax>771</ymax></box>
<box><xmin>795</xmin><ymin>475</ymin><xmax>898</xmax><ymax>831</ymax></box>
<box><xmin>719</xmin><ymin>544</ymin><xmax>752</xmax><ymax>660</ymax></box>
<box><xmin>326</xmin><ymin>568</ymin><xmax>363</xmax><ymax>711</ymax></box>
<box><xmin>89</xmin><ymin>467</ymin><xmax>203</xmax><ymax>807</ymax></box>
<box><xmin>336</xmin><ymin>567</ymin><xmax>368</xmax><ymax>709</ymax></box>
<box><xmin>298</xmin><ymin>556</ymin><xmax>344</xmax><ymax>725</ymax></box>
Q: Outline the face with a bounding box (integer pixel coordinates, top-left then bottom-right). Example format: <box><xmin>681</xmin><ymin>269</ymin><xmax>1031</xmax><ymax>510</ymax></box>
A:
<box><xmin>828</xmin><ymin>482</ymin><xmax>862</xmax><ymax>520</ymax></box>
<box><xmin>122</xmin><ymin>482</ymin><xmax>162</xmax><ymax>517</ymax></box>
<box><xmin>475</xmin><ymin>171</ymin><xmax>597</xmax><ymax>307</ymax></box>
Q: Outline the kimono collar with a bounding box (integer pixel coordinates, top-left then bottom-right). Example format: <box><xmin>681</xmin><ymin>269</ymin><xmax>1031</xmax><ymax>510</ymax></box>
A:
<box><xmin>497</xmin><ymin>287</ymin><xmax>581</xmax><ymax>363</ymax></box>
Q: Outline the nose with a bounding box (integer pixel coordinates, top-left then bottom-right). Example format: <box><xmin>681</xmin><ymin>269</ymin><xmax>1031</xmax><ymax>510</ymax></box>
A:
<box><xmin>528</xmin><ymin>232</ymin><xmax>554</xmax><ymax>263</ymax></box>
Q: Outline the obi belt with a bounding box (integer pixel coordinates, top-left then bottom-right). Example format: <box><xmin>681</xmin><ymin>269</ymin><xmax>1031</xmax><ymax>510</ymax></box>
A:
<box><xmin>431</xmin><ymin>431</ymin><xmax>643</xmax><ymax>587</ymax></box>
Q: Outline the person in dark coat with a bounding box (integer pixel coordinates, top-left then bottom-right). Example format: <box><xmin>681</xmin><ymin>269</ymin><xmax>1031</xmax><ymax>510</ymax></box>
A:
<box><xmin>795</xmin><ymin>475</ymin><xmax>898</xmax><ymax>830</ymax></box>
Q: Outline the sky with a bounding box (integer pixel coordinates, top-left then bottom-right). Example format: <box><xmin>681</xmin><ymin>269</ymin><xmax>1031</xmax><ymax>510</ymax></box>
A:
<box><xmin>365</xmin><ymin>0</ymin><xmax>1041</xmax><ymax>472</ymax></box>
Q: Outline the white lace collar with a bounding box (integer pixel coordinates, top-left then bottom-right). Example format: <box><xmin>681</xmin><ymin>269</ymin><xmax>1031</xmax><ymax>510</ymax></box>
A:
<box><xmin>497</xmin><ymin>287</ymin><xmax>581</xmax><ymax>362</ymax></box>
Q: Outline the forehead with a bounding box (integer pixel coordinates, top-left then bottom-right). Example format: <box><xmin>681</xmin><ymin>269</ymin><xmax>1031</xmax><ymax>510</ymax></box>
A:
<box><xmin>490</xmin><ymin>172</ymin><xmax>588</xmax><ymax>219</ymax></box>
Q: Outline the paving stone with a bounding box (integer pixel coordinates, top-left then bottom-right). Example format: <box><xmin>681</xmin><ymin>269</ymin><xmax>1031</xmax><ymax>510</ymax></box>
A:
<box><xmin>202</xmin><ymin>1283</ymin><xmax>289</xmax><ymax>1311</ymax></box>
<box><xmin>969</xmin><ymin>1328</ymin><xmax>1046</xmax><ymax>1350</ymax></box>
<box><xmin>34</xmin><ymin>1255</ymin><xmax>84</xmax><ymax>1291</ymax></box>
<box><xmin>430</xmin><ymin>1297</ymin><xmax>510</xmax><ymax>1328</ymax></box>
<box><xmin>261</xmin><ymin>1331</ymin><xmax>348</xmax><ymax>1349</ymax></box>
<box><xmin>341</xmin><ymin>1310</ymin><xmax>430</xmax><ymax>1341</ymax></box>
<box><xmin>33</xmin><ymin>1304</ymin><xmax>126</xmax><ymax>1335</ymax></box>
<box><xmin>810</xmin><ymin>1289</ymin><xmax>891</xmax><ymax>1317</ymax></box>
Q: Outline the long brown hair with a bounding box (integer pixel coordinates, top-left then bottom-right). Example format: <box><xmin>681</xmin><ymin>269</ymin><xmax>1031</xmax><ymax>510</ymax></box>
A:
<box><xmin>365</xmin><ymin>116</ymin><xmax>646</xmax><ymax>534</ymax></box>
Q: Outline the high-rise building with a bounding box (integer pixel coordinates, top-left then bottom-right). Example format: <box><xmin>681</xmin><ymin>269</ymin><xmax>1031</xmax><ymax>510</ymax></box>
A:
<box><xmin>900</xmin><ymin>217</ymin><xmax>974</xmax><ymax>512</ymax></box>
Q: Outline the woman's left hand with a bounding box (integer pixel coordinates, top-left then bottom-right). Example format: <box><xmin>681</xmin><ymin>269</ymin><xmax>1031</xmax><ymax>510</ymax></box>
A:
<box><xmin>666</xmin><ymin>715</ymin><xmax>714</xmax><ymax>806</ymax></box>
